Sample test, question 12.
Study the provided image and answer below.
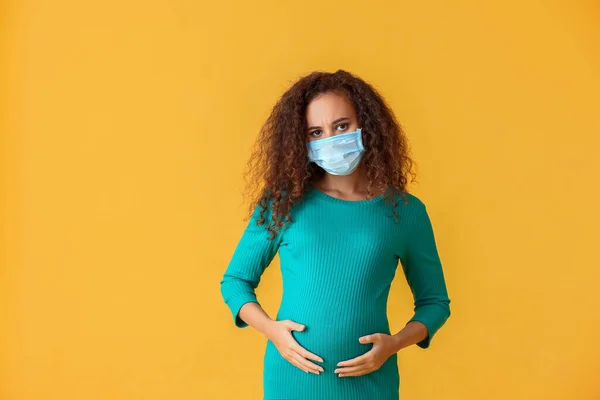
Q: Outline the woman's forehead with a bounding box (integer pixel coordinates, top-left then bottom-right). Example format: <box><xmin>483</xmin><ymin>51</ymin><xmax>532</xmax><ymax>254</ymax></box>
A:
<box><xmin>306</xmin><ymin>92</ymin><xmax>356</xmax><ymax>122</ymax></box>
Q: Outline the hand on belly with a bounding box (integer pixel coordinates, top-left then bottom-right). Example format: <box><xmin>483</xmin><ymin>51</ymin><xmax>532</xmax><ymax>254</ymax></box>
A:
<box><xmin>333</xmin><ymin>333</ymin><xmax>399</xmax><ymax>377</ymax></box>
<box><xmin>266</xmin><ymin>319</ymin><xmax>325</xmax><ymax>375</ymax></box>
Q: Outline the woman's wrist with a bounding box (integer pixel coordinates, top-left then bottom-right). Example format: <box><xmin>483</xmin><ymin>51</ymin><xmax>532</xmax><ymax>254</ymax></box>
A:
<box><xmin>391</xmin><ymin>332</ymin><xmax>408</xmax><ymax>353</ymax></box>
<box><xmin>259</xmin><ymin>318</ymin><xmax>277</xmax><ymax>339</ymax></box>
<box><xmin>238</xmin><ymin>302</ymin><xmax>277</xmax><ymax>338</ymax></box>
<box><xmin>391</xmin><ymin>321</ymin><xmax>429</xmax><ymax>352</ymax></box>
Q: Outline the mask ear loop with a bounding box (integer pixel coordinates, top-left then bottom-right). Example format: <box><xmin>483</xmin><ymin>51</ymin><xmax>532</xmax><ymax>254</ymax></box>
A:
<box><xmin>356</xmin><ymin>128</ymin><xmax>364</xmax><ymax>151</ymax></box>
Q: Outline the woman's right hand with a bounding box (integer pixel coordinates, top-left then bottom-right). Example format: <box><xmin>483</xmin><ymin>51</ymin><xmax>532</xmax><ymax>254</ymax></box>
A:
<box><xmin>266</xmin><ymin>319</ymin><xmax>324</xmax><ymax>375</ymax></box>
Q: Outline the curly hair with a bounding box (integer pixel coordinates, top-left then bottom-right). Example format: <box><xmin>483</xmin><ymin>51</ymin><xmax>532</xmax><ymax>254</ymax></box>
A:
<box><xmin>242</xmin><ymin>69</ymin><xmax>418</xmax><ymax>240</ymax></box>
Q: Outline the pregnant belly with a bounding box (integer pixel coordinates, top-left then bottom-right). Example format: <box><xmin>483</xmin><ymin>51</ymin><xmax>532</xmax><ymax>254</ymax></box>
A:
<box><xmin>275</xmin><ymin>305</ymin><xmax>390</xmax><ymax>367</ymax></box>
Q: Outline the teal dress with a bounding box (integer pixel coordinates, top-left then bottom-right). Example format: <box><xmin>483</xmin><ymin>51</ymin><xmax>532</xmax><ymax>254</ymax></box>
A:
<box><xmin>220</xmin><ymin>186</ymin><xmax>451</xmax><ymax>400</ymax></box>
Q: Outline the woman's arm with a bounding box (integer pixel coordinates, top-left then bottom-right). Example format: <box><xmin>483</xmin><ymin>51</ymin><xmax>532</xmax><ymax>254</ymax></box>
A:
<box><xmin>236</xmin><ymin>301</ymin><xmax>277</xmax><ymax>336</ymax></box>
<box><xmin>397</xmin><ymin>204</ymin><xmax>451</xmax><ymax>349</ymax></box>
<box><xmin>219</xmin><ymin>201</ymin><xmax>283</xmax><ymax>328</ymax></box>
<box><xmin>390</xmin><ymin>321</ymin><xmax>429</xmax><ymax>352</ymax></box>
<box><xmin>220</xmin><ymin>210</ymin><xmax>325</xmax><ymax>374</ymax></box>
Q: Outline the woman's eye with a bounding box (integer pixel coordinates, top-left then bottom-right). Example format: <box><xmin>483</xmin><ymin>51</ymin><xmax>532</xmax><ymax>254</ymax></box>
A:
<box><xmin>336</xmin><ymin>123</ymin><xmax>348</xmax><ymax>131</ymax></box>
<box><xmin>311</xmin><ymin>130</ymin><xmax>322</xmax><ymax>137</ymax></box>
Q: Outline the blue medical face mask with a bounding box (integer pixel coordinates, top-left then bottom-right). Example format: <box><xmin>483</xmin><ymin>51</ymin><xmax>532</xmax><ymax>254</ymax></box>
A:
<box><xmin>306</xmin><ymin>128</ymin><xmax>365</xmax><ymax>176</ymax></box>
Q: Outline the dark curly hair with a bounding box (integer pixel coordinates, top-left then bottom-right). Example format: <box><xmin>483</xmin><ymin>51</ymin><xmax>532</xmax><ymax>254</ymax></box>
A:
<box><xmin>242</xmin><ymin>69</ymin><xmax>418</xmax><ymax>240</ymax></box>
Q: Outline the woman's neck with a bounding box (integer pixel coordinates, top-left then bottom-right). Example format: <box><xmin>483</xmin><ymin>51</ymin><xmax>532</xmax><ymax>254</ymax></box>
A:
<box><xmin>312</xmin><ymin>167</ymin><xmax>383</xmax><ymax>198</ymax></box>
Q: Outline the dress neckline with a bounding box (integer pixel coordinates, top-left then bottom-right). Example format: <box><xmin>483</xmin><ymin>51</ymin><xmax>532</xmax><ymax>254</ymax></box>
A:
<box><xmin>307</xmin><ymin>184</ymin><xmax>388</xmax><ymax>205</ymax></box>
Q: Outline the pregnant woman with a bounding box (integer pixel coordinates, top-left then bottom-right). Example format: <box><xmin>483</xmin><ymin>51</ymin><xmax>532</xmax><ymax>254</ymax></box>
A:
<box><xmin>219</xmin><ymin>69</ymin><xmax>451</xmax><ymax>400</ymax></box>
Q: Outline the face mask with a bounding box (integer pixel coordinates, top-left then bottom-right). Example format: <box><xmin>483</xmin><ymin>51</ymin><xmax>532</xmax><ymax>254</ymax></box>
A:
<box><xmin>307</xmin><ymin>128</ymin><xmax>365</xmax><ymax>176</ymax></box>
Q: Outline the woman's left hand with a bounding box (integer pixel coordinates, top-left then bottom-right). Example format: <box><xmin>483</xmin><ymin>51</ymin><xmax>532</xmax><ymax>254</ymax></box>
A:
<box><xmin>334</xmin><ymin>333</ymin><xmax>398</xmax><ymax>377</ymax></box>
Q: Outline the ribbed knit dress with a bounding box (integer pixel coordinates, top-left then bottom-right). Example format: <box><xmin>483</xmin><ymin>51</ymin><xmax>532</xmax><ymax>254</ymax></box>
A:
<box><xmin>219</xmin><ymin>185</ymin><xmax>451</xmax><ymax>400</ymax></box>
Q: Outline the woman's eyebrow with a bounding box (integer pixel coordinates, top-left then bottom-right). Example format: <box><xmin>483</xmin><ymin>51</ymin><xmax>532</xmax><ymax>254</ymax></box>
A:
<box><xmin>307</xmin><ymin>117</ymin><xmax>351</xmax><ymax>131</ymax></box>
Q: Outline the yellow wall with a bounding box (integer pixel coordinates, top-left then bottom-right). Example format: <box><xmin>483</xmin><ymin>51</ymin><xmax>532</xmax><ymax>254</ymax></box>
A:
<box><xmin>2</xmin><ymin>1</ymin><xmax>599</xmax><ymax>399</ymax></box>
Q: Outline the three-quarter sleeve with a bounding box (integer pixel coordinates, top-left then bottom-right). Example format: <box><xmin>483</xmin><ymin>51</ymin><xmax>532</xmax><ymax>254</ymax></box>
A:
<box><xmin>399</xmin><ymin>204</ymin><xmax>451</xmax><ymax>349</ymax></box>
<box><xmin>219</xmin><ymin>201</ymin><xmax>284</xmax><ymax>328</ymax></box>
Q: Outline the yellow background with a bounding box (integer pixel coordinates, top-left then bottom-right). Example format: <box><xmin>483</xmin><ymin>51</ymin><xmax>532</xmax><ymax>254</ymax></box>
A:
<box><xmin>2</xmin><ymin>1</ymin><xmax>599</xmax><ymax>399</ymax></box>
